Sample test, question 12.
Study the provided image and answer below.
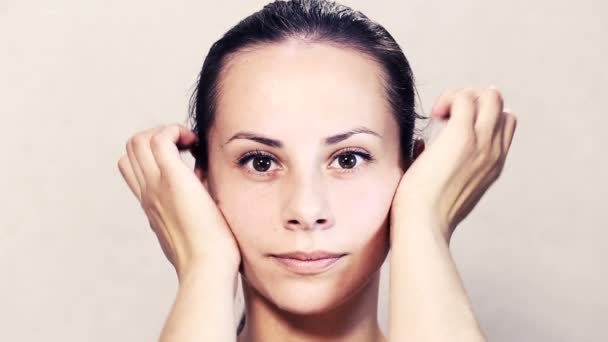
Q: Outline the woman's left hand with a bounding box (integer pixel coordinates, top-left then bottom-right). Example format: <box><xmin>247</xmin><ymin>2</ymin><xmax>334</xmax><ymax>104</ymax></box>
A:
<box><xmin>391</xmin><ymin>86</ymin><xmax>518</xmax><ymax>243</ymax></box>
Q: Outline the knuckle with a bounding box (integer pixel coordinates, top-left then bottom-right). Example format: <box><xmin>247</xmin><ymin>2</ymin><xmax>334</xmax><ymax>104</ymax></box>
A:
<box><xmin>117</xmin><ymin>156</ymin><xmax>127</xmax><ymax>170</ymax></box>
<box><xmin>482</xmin><ymin>88</ymin><xmax>504</xmax><ymax>107</ymax></box>
<box><xmin>459</xmin><ymin>87</ymin><xmax>478</xmax><ymax>98</ymax></box>
<box><xmin>484</xmin><ymin>87</ymin><xmax>502</xmax><ymax>98</ymax></box>
<box><xmin>168</xmin><ymin>124</ymin><xmax>181</xmax><ymax>135</ymax></box>
<box><xmin>125</xmin><ymin>138</ymin><xmax>133</xmax><ymax>152</ymax></box>
<box><xmin>150</xmin><ymin>133</ymin><xmax>165</xmax><ymax>151</ymax></box>
<box><xmin>440</xmin><ymin>87</ymin><xmax>458</xmax><ymax>97</ymax></box>
<box><xmin>434</xmin><ymin>88</ymin><xmax>458</xmax><ymax>107</ymax></box>
<box><xmin>132</xmin><ymin>134</ymin><xmax>148</xmax><ymax>148</ymax></box>
<box><xmin>456</xmin><ymin>89</ymin><xmax>478</xmax><ymax>103</ymax></box>
<box><xmin>453</xmin><ymin>92</ymin><xmax>474</xmax><ymax>106</ymax></box>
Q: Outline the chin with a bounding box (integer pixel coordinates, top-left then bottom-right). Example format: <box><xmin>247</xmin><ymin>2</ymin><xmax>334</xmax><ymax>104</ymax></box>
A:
<box><xmin>243</xmin><ymin>258</ymin><xmax>378</xmax><ymax>317</ymax></box>
<box><xmin>264</xmin><ymin>277</ymin><xmax>351</xmax><ymax>315</ymax></box>
<box><xmin>240</xmin><ymin>232</ymin><xmax>390</xmax><ymax>317</ymax></box>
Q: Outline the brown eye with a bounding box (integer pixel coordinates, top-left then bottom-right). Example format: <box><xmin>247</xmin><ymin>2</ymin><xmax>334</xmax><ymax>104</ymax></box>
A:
<box><xmin>252</xmin><ymin>156</ymin><xmax>272</xmax><ymax>172</ymax></box>
<box><xmin>237</xmin><ymin>150</ymin><xmax>279</xmax><ymax>175</ymax></box>
<box><xmin>329</xmin><ymin>148</ymin><xmax>374</xmax><ymax>172</ymax></box>
<box><xmin>337</xmin><ymin>153</ymin><xmax>357</xmax><ymax>169</ymax></box>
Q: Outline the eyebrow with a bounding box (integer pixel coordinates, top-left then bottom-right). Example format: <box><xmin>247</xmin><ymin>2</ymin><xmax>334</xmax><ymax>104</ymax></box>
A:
<box><xmin>222</xmin><ymin>126</ymin><xmax>382</xmax><ymax>148</ymax></box>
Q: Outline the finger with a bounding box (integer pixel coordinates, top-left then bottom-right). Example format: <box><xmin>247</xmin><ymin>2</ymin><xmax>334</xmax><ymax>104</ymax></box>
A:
<box><xmin>481</xmin><ymin>111</ymin><xmax>507</xmax><ymax>180</ymax></box>
<box><xmin>492</xmin><ymin>111</ymin><xmax>517</xmax><ymax>176</ymax></box>
<box><xmin>132</xmin><ymin>126</ymin><xmax>163</xmax><ymax>184</ymax></box>
<box><xmin>117</xmin><ymin>155</ymin><xmax>142</xmax><ymax>201</ymax></box>
<box><xmin>475</xmin><ymin>87</ymin><xmax>504</xmax><ymax>145</ymax></box>
<box><xmin>493</xmin><ymin>111</ymin><xmax>507</xmax><ymax>158</ymax></box>
<box><xmin>429</xmin><ymin>88</ymin><xmax>460</xmax><ymax>119</ymax></box>
<box><xmin>429</xmin><ymin>87</ymin><xmax>478</xmax><ymax>117</ymax></box>
<box><xmin>502</xmin><ymin>110</ymin><xmax>517</xmax><ymax>154</ymax></box>
<box><xmin>126</xmin><ymin>137</ymin><xmax>147</xmax><ymax>192</ymax></box>
<box><xmin>444</xmin><ymin>88</ymin><xmax>480</xmax><ymax>134</ymax></box>
<box><xmin>151</xmin><ymin>124</ymin><xmax>198</xmax><ymax>175</ymax></box>
<box><xmin>174</xmin><ymin>124</ymin><xmax>199</xmax><ymax>149</ymax></box>
<box><xmin>175</xmin><ymin>126</ymin><xmax>199</xmax><ymax>150</ymax></box>
<box><xmin>126</xmin><ymin>127</ymin><xmax>161</xmax><ymax>192</ymax></box>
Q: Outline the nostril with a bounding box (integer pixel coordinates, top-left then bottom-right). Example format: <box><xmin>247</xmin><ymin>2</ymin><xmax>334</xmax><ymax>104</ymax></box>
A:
<box><xmin>284</xmin><ymin>218</ymin><xmax>331</xmax><ymax>230</ymax></box>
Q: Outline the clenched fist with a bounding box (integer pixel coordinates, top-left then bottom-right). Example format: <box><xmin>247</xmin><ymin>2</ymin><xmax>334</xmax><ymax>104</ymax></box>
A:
<box><xmin>117</xmin><ymin>124</ymin><xmax>240</xmax><ymax>280</ymax></box>
<box><xmin>391</xmin><ymin>87</ymin><xmax>518</xmax><ymax>242</ymax></box>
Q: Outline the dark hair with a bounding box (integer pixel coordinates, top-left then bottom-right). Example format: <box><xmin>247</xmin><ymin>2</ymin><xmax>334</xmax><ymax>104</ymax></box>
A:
<box><xmin>188</xmin><ymin>0</ymin><xmax>428</xmax><ymax>173</ymax></box>
<box><xmin>186</xmin><ymin>0</ymin><xmax>429</xmax><ymax>336</ymax></box>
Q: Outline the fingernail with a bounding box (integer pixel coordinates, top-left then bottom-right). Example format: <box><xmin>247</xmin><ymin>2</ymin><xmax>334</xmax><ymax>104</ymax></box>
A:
<box><xmin>488</xmin><ymin>85</ymin><xmax>498</xmax><ymax>89</ymax></box>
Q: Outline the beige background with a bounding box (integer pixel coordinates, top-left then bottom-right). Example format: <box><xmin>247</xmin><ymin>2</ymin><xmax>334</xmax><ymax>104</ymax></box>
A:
<box><xmin>1</xmin><ymin>0</ymin><xmax>605</xmax><ymax>341</ymax></box>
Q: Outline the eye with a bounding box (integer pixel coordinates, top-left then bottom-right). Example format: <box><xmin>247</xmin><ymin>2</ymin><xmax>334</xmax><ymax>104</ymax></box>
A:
<box><xmin>235</xmin><ymin>147</ymin><xmax>375</xmax><ymax>177</ymax></box>
<box><xmin>328</xmin><ymin>148</ymin><xmax>375</xmax><ymax>173</ymax></box>
<box><xmin>236</xmin><ymin>149</ymin><xmax>280</xmax><ymax>176</ymax></box>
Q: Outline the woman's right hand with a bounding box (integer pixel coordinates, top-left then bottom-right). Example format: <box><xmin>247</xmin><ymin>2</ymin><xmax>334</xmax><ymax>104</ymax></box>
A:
<box><xmin>117</xmin><ymin>124</ymin><xmax>241</xmax><ymax>281</ymax></box>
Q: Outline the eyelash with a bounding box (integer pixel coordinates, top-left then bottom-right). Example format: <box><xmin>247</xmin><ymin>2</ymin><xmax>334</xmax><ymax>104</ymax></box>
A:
<box><xmin>235</xmin><ymin>147</ymin><xmax>376</xmax><ymax>177</ymax></box>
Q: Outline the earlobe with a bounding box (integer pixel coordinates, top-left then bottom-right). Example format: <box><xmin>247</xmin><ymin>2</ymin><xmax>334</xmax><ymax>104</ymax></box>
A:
<box><xmin>194</xmin><ymin>165</ymin><xmax>209</xmax><ymax>191</ymax></box>
<box><xmin>404</xmin><ymin>138</ymin><xmax>425</xmax><ymax>172</ymax></box>
<box><xmin>413</xmin><ymin>138</ymin><xmax>425</xmax><ymax>160</ymax></box>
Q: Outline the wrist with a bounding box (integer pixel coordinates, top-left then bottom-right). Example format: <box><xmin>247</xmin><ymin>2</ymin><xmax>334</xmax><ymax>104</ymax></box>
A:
<box><xmin>390</xmin><ymin>203</ymin><xmax>453</xmax><ymax>246</ymax></box>
<box><xmin>177</xmin><ymin>258</ymin><xmax>239</xmax><ymax>287</ymax></box>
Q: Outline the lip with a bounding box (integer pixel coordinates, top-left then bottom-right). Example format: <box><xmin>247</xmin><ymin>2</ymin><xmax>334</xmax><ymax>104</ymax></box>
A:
<box><xmin>272</xmin><ymin>251</ymin><xmax>345</xmax><ymax>260</ymax></box>
<box><xmin>270</xmin><ymin>251</ymin><xmax>347</xmax><ymax>275</ymax></box>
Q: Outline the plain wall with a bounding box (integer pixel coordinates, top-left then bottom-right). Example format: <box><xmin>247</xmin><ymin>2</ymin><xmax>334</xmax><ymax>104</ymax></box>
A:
<box><xmin>0</xmin><ymin>0</ymin><xmax>606</xmax><ymax>341</ymax></box>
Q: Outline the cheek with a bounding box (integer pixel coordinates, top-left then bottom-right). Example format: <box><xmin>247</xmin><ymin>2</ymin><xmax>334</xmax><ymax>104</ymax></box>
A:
<box><xmin>212</xmin><ymin>176</ymin><xmax>278</xmax><ymax>251</ymax></box>
<box><xmin>328</xmin><ymin>177</ymin><xmax>396</xmax><ymax>291</ymax></box>
<box><xmin>210</xmin><ymin>163</ymin><xmax>400</xmax><ymax>254</ymax></box>
<box><xmin>330</xmin><ymin>174</ymin><xmax>397</xmax><ymax>239</ymax></box>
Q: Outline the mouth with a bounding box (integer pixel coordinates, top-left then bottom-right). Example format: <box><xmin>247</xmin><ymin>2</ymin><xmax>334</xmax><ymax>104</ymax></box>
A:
<box><xmin>269</xmin><ymin>251</ymin><xmax>347</xmax><ymax>275</ymax></box>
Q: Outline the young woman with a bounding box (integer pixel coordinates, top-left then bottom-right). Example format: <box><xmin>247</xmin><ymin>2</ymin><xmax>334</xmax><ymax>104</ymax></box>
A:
<box><xmin>117</xmin><ymin>1</ymin><xmax>517</xmax><ymax>341</ymax></box>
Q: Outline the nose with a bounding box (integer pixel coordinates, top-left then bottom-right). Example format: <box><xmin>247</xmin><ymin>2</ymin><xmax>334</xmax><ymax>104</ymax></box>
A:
<box><xmin>281</xmin><ymin>170</ymin><xmax>335</xmax><ymax>231</ymax></box>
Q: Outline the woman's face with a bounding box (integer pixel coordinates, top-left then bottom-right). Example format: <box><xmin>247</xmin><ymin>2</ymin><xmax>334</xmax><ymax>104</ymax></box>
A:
<box><xmin>204</xmin><ymin>39</ymin><xmax>405</xmax><ymax>314</ymax></box>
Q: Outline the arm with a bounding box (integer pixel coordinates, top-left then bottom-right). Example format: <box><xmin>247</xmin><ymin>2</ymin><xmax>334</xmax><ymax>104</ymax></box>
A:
<box><xmin>388</xmin><ymin>211</ymin><xmax>486</xmax><ymax>342</ymax></box>
<box><xmin>387</xmin><ymin>86</ymin><xmax>517</xmax><ymax>341</ymax></box>
<box><xmin>117</xmin><ymin>124</ymin><xmax>242</xmax><ymax>342</ymax></box>
<box><xmin>159</xmin><ymin>264</ymin><xmax>238</xmax><ymax>342</ymax></box>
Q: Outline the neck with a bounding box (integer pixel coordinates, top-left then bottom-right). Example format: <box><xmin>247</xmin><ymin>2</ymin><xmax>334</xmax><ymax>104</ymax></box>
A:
<box><xmin>237</xmin><ymin>270</ymin><xmax>386</xmax><ymax>342</ymax></box>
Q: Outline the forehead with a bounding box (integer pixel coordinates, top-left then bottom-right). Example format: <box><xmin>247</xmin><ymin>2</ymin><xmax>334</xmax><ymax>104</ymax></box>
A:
<box><xmin>214</xmin><ymin>39</ymin><xmax>393</xmax><ymax>139</ymax></box>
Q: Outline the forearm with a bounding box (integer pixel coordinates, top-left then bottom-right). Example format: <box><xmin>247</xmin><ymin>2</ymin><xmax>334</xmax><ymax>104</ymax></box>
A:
<box><xmin>159</xmin><ymin>265</ymin><xmax>238</xmax><ymax>342</ymax></box>
<box><xmin>388</xmin><ymin>211</ymin><xmax>486</xmax><ymax>342</ymax></box>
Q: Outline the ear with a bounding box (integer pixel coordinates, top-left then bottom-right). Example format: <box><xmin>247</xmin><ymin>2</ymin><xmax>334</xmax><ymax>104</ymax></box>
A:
<box><xmin>413</xmin><ymin>138</ymin><xmax>425</xmax><ymax>160</ymax></box>
<box><xmin>405</xmin><ymin>138</ymin><xmax>425</xmax><ymax>171</ymax></box>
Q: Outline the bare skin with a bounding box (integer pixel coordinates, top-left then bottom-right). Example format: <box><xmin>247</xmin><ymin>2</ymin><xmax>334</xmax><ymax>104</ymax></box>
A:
<box><xmin>117</xmin><ymin>40</ymin><xmax>516</xmax><ymax>342</ymax></box>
